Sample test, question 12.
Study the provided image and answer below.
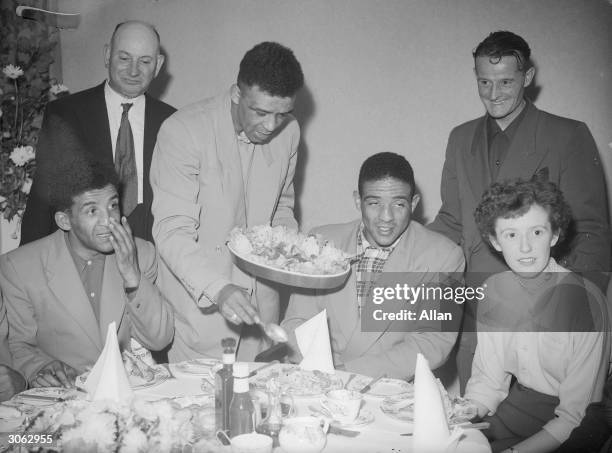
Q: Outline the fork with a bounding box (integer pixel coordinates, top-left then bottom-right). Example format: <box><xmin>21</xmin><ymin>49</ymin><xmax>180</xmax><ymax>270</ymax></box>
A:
<box><xmin>344</xmin><ymin>373</ymin><xmax>357</xmax><ymax>389</ymax></box>
<box><xmin>161</xmin><ymin>363</ymin><xmax>177</xmax><ymax>379</ymax></box>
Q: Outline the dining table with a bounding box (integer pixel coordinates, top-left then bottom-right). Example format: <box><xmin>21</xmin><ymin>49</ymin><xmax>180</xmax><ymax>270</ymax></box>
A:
<box><xmin>0</xmin><ymin>361</ymin><xmax>491</xmax><ymax>453</ymax></box>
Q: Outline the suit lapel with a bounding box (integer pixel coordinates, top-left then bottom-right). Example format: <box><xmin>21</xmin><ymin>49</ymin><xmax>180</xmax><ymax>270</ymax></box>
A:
<box><xmin>465</xmin><ymin>117</ymin><xmax>492</xmax><ymax>202</ymax></box>
<box><xmin>141</xmin><ymin>95</ymin><xmax>157</xmax><ymax>224</ymax></box>
<box><xmin>217</xmin><ymin>92</ymin><xmax>247</xmax><ymax>227</ymax></box>
<box><xmin>496</xmin><ymin>103</ymin><xmax>548</xmax><ymax>182</ymax></box>
<box><xmin>45</xmin><ymin>231</ymin><xmax>102</xmax><ymax>351</ymax></box>
<box><xmin>323</xmin><ymin>223</ymin><xmax>360</xmax><ymax>343</ymax></box>
<box><xmin>83</xmin><ymin>83</ymin><xmax>113</xmax><ymax>165</ymax></box>
<box><xmin>98</xmin><ymin>256</ymin><xmax>127</xmax><ymax>347</ymax></box>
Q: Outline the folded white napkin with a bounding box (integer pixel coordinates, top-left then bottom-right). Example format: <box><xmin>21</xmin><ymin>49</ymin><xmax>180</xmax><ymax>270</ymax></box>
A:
<box><xmin>83</xmin><ymin>322</ymin><xmax>133</xmax><ymax>402</ymax></box>
<box><xmin>296</xmin><ymin>309</ymin><xmax>335</xmax><ymax>373</ymax></box>
<box><xmin>413</xmin><ymin>353</ymin><xmax>455</xmax><ymax>452</ymax></box>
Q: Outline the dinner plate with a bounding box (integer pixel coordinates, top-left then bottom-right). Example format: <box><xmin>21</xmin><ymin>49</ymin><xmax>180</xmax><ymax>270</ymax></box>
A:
<box><xmin>228</xmin><ymin>243</ymin><xmax>351</xmax><ymax>289</ymax></box>
<box><xmin>0</xmin><ymin>405</ymin><xmax>26</xmax><ymax>432</ymax></box>
<box><xmin>10</xmin><ymin>387</ymin><xmax>83</xmax><ymax>406</ymax></box>
<box><xmin>173</xmin><ymin>358</ymin><xmax>221</xmax><ymax>376</ymax></box>
<box><xmin>250</xmin><ymin>364</ymin><xmax>343</xmax><ymax>397</ymax></box>
<box><xmin>346</xmin><ymin>375</ymin><xmax>413</xmax><ymax>398</ymax></box>
<box><xmin>75</xmin><ymin>364</ymin><xmax>171</xmax><ymax>391</ymax></box>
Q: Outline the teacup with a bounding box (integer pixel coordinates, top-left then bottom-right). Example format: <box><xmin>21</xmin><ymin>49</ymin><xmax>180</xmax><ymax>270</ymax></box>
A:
<box><xmin>278</xmin><ymin>416</ymin><xmax>329</xmax><ymax>453</ymax></box>
<box><xmin>320</xmin><ymin>389</ymin><xmax>362</xmax><ymax>424</ymax></box>
<box><xmin>230</xmin><ymin>432</ymin><xmax>273</xmax><ymax>453</ymax></box>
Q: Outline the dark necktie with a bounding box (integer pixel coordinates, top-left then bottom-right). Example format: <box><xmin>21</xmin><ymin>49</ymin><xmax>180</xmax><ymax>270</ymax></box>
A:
<box><xmin>115</xmin><ymin>103</ymin><xmax>137</xmax><ymax>216</ymax></box>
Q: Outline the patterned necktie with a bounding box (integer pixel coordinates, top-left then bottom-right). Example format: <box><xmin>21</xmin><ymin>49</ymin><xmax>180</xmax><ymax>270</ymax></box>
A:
<box><xmin>115</xmin><ymin>103</ymin><xmax>137</xmax><ymax>216</ymax></box>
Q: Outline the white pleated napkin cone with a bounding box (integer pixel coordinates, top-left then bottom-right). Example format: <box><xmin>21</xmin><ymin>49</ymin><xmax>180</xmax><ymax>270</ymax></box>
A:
<box><xmin>296</xmin><ymin>309</ymin><xmax>335</xmax><ymax>373</ymax></box>
<box><xmin>413</xmin><ymin>353</ymin><xmax>462</xmax><ymax>452</ymax></box>
<box><xmin>83</xmin><ymin>322</ymin><xmax>133</xmax><ymax>402</ymax></box>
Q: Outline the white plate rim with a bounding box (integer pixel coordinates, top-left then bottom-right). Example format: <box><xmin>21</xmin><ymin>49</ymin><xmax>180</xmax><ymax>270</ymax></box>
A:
<box><xmin>347</xmin><ymin>376</ymin><xmax>412</xmax><ymax>397</ymax></box>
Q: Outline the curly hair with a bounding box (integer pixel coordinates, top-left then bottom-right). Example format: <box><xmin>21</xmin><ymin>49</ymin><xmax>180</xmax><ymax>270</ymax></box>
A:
<box><xmin>237</xmin><ymin>42</ymin><xmax>304</xmax><ymax>98</ymax></box>
<box><xmin>474</xmin><ymin>178</ymin><xmax>572</xmax><ymax>246</ymax></box>
<box><xmin>358</xmin><ymin>152</ymin><xmax>416</xmax><ymax>197</ymax></box>
<box><xmin>48</xmin><ymin>156</ymin><xmax>120</xmax><ymax>212</ymax></box>
<box><xmin>473</xmin><ymin>30</ymin><xmax>532</xmax><ymax>72</ymax></box>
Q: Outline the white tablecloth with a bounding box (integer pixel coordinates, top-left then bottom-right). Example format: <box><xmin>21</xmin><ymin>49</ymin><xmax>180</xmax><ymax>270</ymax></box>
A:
<box><xmin>134</xmin><ymin>362</ymin><xmax>491</xmax><ymax>453</ymax></box>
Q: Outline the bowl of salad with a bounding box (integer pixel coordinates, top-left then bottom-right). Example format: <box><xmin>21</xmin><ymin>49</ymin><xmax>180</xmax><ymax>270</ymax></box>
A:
<box><xmin>227</xmin><ymin>225</ymin><xmax>352</xmax><ymax>289</ymax></box>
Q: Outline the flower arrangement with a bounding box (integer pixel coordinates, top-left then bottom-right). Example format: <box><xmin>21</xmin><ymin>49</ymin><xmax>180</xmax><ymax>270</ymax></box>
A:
<box><xmin>0</xmin><ymin>7</ymin><xmax>67</xmax><ymax>222</ymax></box>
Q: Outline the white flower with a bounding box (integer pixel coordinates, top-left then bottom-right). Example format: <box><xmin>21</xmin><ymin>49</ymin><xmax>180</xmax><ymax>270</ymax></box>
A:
<box><xmin>50</xmin><ymin>83</ymin><xmax>69</xmax><ymax>95</ymax></box>
<box><xmin>0</xmin><ymin>195</ymin><xmax>6</xmax><ymax>204</ymax></box>
<box><xmin>3</xmin><ymin>64</ymin><xmax>24</xmax><ymax>79</ymax></box>
<box><xmin>3</xmin><ymin>132</ymin><xmax>11</xmax><ymax>138</ymax></box>
<box><xmin>0</xmin><ymin>107</ymin><xmax>2</xmax><ymax>118</ymax></box>
<box><xmin>21</xmin><ymin>178</ymin><xmax>33</xmax><ymax>194</ymax></box>
<box><xmin>9</xmin><ymin>145</ymin><xmax>35</xmax><ymax>166</ymax></box>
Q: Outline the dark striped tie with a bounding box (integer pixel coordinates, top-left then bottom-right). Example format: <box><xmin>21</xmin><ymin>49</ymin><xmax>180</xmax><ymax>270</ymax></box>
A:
<box><xmin>114</xmin><ymin>103</ymin><xmax>137</xmax><ymax>216</ymax></box>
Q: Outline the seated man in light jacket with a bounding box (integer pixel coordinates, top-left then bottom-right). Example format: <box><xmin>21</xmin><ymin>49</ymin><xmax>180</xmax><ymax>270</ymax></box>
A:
<box><xmin>0</xmin><ymin>292</ymin><xmax>25</xmax><ymax>401</ymax></box>
<box><xmin>0</xmin><ymin>141</ymin><xmax>174</xmax><ymax>388</ymax></box>
<box><xmin>282</xmin><ymin>152</ymin><xmax>465</xmax><ymax>379</ymax></box>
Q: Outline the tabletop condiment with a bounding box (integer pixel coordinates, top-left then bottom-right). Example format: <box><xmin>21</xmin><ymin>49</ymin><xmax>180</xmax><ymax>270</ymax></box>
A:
<box><xmin>215</xmin><ymin>337</ymin><xmax>236</xmax><ymax>433</ymax></box>
<box><xmin>229</xmin><ymin>362</ymin><xmax>255</xmax><ymax>438</ymax></box>
<box><xmin>255</xmin><ymin>378</ymin><xmax>284</xmax><ymax>447</ymax></box>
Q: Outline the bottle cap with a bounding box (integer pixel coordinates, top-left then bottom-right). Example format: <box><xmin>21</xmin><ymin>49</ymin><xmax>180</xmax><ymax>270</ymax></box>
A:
<box><xmin>233</xmin><ymin>362</ymin><xmax>249</xmax><ymax>378</ymax></box>
<box><xmin>221</xmin><ymin>337</ymin><xmax>236</xmax><ymax>353</ymax></box>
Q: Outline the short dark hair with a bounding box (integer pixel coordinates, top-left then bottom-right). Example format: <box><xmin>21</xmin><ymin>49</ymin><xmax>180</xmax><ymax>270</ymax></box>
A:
<box><xmin>237</xmin><ymin>42</ymin><xmax>304</xmax><ymax>97</ymax></box>
<box><xmin>358</xmin><ymin>152</ymin><xmax>416</xmax><ymax>197</ymax></box>
<box><xmin>474</xmin><ymin>178</ymin><xmax>571</xmax><ymax>245</ymax></box>
<box><xmin>49</xmin><ymin>156</ymin><xmax>120</xmax><ymax>212</ymax></box>
<box><xmin>473</xmin><ymin>31</ymin><xmax>531</xmax><ymax>71</ymax></box>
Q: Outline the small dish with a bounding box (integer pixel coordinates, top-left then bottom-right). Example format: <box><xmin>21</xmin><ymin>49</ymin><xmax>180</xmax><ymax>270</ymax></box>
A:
<box><xmin>334</xmin><ymin>409</ymin><xmax>374</xmax><ymax>428</ymax></box>
<box><xmin>316</xmin><ymin>407</ymin><xmax>374</xmax><ymax>428</ymax></box>
<box><xmin>380</xmin><ymin>393</ymin><xmax>414</xmax><ymax>422</ymax></box>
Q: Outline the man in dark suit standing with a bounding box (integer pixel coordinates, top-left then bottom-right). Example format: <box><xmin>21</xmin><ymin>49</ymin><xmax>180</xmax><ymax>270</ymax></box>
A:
<box><xmin>21</xmin><ymin>20</ymin><xmax>176</xmax><ymax>244</ymax></box>
<box><xmin>429</xmin><ymin>30</ymin><xmax>611</xmax><ymax>392</ymax></box>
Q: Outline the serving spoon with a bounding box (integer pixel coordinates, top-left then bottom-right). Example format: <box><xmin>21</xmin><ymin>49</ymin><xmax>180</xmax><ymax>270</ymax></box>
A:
<box><xmin>255</xmin><ymin>317</ymin><xmax>289</xmax><ymax>343</ymax></box>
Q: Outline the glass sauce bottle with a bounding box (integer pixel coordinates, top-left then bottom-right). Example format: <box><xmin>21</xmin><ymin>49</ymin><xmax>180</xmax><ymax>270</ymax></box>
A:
<box><xmin>215</xmin><ymin>337</ymin><xmax>236</xmax><ymax>433</ymax></box>
<box><xmin>229</xmin><ymin>362</ymin><xmax>255</xmax><ymax>438</ymax></box>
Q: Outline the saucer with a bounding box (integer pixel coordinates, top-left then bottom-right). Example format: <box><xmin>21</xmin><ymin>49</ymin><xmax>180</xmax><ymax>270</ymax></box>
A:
<box><xmin>332</xmin><ymin>409</ymin><xmax>374</xmax><ymax>428</ymax></box>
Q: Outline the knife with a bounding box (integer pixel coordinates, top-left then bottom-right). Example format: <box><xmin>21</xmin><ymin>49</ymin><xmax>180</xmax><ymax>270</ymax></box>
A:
<box><xmin>18</xmin><ymin>394</ymin><xmax>66</xmax><ymax>402</ymax></box>
<box><xmin>249</xmin><ymin>360</ymin><xmax>279</xmax><ymax>378</ymax></box>
<box><xmin>359</xmin><ymin>373</ymin><xmax>387</xmax><ymax>394</ymax></box>
<box><xmin>400</xmin><ymin>421</ymin><xmax>490</xmax><ymax>435</ymax></box>
<box><xmin>328</xmin><ymin>425</ymin><xmax>360</xmax><ymax>437</ymax></box>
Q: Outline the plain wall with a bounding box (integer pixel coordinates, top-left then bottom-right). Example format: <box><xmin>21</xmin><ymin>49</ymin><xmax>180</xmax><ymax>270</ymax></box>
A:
<box><xmin>57</xmin><ymin>0</ymin><xmax>612</xmax><ymax>232</ymax></box>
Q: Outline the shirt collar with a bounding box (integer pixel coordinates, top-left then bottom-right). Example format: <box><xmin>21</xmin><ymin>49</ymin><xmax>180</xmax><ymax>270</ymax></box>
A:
<box><xmin>104</xmin><ymin>81</ymin><xmax>145</xmax><ymax>108</ymax></box>
<box><xmin>237</xmin><ymin>130</ymin><xmax>252</xmax><ymax>144</ymax></box>
<box><xmin>357</xmin><ymin>223</ymin><xmax>404</xmax><ymax>253</ymax></box>
<box><xmin>64</xmin><ymin>232</ymin><xmax>105</xmax><ymax>272</ymax></box>
<box><xmin>486</xmin><ymin>98</ymin><xmax>528</xmax><ymax>141</ymax></box>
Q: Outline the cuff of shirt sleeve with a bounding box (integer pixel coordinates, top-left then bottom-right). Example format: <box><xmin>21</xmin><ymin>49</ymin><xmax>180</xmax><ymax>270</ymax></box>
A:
<box><xmin>462</xmin><ymin>391</ymin><xmax>500</xmax><ymax>417</ymax></box>
<box><xmin>197</xmin><ymin>278</ymin><xmax>232</xmax><ymax>307</ymax></box>
<box><xmin>542</xmin><ymin>417</ymin><xmax>574</xmax><ymax>444</ymax></box>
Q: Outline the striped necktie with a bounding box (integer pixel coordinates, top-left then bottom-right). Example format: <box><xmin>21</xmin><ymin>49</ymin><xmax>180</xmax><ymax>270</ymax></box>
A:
<box><xmin>114</xmin><ymin>102</ymin><xmax>137</xmax><ymax>216</ymax></box>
